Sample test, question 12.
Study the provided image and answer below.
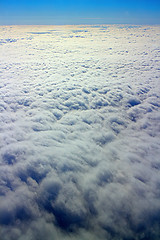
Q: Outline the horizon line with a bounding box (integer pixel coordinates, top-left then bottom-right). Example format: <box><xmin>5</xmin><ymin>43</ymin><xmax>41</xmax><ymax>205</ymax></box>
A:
<box><xmin>0</xmin><ymin>23</ymin><xmax>160</xmax><ymax>26</ymax></box>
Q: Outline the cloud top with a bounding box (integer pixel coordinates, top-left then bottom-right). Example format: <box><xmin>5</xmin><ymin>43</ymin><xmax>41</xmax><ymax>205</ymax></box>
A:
<box><xmin>0</xmin><ymin>25</ymin><xmax>160</xmax><ymax>240</ymax></box>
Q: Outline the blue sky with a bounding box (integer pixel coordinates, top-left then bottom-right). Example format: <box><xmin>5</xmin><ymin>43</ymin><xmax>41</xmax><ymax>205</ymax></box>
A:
<box><xmin>0</xmin><ymin>0</ymin><xmax>160</xmax><ymax>25</ymax></box>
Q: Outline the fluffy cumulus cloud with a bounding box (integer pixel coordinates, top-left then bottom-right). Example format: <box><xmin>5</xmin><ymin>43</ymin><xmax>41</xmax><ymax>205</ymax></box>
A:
<box><xmin>0</xmin><ymin>25</ymin><xmax>160</xmax><ymax>240</ymax></box>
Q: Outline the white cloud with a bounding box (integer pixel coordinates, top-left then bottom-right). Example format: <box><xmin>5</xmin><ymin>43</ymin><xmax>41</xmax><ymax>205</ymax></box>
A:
<box><xmin>0</xmin><ymin>25</ymin><xmax>160</xmax><ymax>240</ymax></box>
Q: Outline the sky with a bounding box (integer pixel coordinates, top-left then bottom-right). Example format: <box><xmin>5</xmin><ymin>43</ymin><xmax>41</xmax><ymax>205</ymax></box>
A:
<box><xmin>0</xmin><ymin>0</ymin><xmax>160</xmax><ymax>25</ymax></box>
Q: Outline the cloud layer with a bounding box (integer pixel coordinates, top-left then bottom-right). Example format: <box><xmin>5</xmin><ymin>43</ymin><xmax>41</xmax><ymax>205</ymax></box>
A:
<box><xmin>0</xmin><ymin>25</ymin><xmax>160</xmax><ymax>240</ymax></box>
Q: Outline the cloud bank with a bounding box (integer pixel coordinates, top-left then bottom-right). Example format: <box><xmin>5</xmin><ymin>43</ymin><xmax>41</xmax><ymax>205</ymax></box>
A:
<box><xmin>0</xmin><ymin>25</ymin><xmax>160</xmax><ymax>240</ymax></box>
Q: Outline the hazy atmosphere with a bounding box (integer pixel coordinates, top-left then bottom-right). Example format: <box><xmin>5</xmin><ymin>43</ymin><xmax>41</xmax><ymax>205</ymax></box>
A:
<box><xmin>0</xmin><ymin>1</ymin><xmax>160</xmax><ymax>240</ymax></box>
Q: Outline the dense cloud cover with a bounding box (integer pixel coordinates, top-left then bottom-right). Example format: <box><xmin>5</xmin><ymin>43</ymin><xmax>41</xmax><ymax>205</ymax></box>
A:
<box><xmin>0</xmin><ymin>25</ymin><xmax>160</xmax><ymax>240</ymax></box>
